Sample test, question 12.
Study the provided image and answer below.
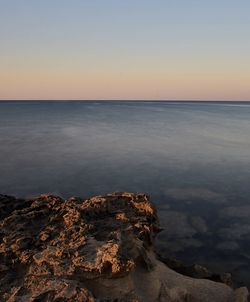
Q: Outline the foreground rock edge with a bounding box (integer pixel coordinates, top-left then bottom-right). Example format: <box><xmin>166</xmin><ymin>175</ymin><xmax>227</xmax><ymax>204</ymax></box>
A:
<box><xmin>0</xmin><ymin>192</ymin><xmax>248</xmax><ymax>302</ymax></box>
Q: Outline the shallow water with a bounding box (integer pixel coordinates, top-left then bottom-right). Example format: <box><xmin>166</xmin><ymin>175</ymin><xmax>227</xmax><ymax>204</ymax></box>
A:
<box><xmin>1</xmin><ymin>100</ymin><xmax>250</xmax><ymax>286</ymax></box>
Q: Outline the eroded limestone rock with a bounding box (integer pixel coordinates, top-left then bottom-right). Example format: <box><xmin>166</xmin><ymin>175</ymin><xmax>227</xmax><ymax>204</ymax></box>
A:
<box><xmin>0</xmin><ymin>193</ymin><xmax>248</xmax><ymax>302</ymax></box>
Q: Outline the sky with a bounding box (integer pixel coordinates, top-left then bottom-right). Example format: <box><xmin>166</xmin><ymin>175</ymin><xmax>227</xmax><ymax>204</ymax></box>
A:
<box><xmin>0</xmin><ymin>0</ymin><xmax>249</xmax><ymax>100</ymax></box>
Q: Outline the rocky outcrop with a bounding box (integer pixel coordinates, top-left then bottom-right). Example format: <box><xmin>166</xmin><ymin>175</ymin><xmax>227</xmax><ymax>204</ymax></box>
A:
<box><xmin>0</xmin><ymin>192</ymin><xmax>249</xmax><ymax>302</ymax></box>
<box><xmin>158</xmin><ymin>256</ymin><xmax>233</xmax><ymax>286</ymax></box>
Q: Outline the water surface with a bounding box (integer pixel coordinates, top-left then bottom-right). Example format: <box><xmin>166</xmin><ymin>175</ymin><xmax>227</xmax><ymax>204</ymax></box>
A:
<box><xmin>1</xmin><ymin>101</ymin><xmax>250</xmax><ymax>286</ymax></box>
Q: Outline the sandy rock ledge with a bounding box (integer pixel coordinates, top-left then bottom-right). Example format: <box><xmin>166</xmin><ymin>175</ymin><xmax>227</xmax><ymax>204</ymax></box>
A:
<box><xmin>0</xmin><ymin>192</ymin><xmax>249</xmax><ymax>302</ymax></box>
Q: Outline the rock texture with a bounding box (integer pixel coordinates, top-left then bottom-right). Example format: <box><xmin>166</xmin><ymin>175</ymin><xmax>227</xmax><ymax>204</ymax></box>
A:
<box><xmin>0</xmin><ymin>192</ymin><xmax>249</xmax><ymax>302</ymax></box>
<box><xmin>158</xmin><ymin>256</ymin><xmax>233</xmax><ymax>286</ymax></box>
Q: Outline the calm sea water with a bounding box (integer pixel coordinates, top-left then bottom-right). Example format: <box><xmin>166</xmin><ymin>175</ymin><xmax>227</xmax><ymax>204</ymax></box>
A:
<box><xmin>1</xmin><ymin>100</ymin><xmax>250</xmax><ymax>286</ymax></box>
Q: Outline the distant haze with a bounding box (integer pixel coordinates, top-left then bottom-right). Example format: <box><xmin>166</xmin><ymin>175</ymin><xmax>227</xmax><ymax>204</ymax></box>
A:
<box><xmin>0</xmin><ymin>0</ymin><xmax>249</xmax><ymax>100</ymax></box>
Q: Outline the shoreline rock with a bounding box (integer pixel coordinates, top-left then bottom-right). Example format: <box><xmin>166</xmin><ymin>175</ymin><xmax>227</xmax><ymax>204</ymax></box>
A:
<box><xmin>156</xmin><ymin>255</ymin><xmax>233</xmax><ymax>287</ymax></box>
<box><xmin>0</xmin><ymin>192</ymin><xmax>249</xmax><ymax>301</ymax></box>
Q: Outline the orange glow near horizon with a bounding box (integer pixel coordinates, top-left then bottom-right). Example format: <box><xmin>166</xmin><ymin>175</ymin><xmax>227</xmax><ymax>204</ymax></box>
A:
<box><xmin>1</xmin><ymin>65</ymin><xmax>249</xmax><ymax>100</ymax></box>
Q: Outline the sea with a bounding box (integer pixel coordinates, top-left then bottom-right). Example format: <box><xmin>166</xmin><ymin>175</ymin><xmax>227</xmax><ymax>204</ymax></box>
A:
<box><xmin>1</xmin><ymin>100</ymin><xmax>250</xmax><ymax>287</ymax></box>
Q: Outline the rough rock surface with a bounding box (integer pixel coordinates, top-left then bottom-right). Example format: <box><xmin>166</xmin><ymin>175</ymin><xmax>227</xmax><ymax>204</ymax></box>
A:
<box><xmin>0</xmin><ymin>192</ymin><xmax>249</xmax><ymax>302</ymax></box>
<box><xmin>158</xmin><ymin>256</ymin><xmax>233</xmax><ymax>286</ymax></box>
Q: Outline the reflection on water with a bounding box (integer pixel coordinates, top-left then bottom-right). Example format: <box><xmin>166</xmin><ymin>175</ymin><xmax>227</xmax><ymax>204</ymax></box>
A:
<box><xmin>1</xmin><ymin>101</ymin><xmax>250</xmax><ymax>286</ymax></box>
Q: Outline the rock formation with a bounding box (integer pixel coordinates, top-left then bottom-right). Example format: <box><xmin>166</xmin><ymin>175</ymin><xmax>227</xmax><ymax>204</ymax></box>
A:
<box><xmin>0</xmin><ymin>192</ymin><xmax>249</xmax><ymax>302</ymax></box>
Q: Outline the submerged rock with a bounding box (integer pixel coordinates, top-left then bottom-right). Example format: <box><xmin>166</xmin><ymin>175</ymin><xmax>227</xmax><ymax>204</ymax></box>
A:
<box><xmin>0</xmin><ymin>192</ymin><xmax>248</xmax><ymax>302</ymax></box>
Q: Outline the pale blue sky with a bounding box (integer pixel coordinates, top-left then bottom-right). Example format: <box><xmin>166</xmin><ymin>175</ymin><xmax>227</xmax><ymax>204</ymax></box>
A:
<box><xmin>0</xmin><ymin>0</ymin><xmax>249</xmax><ymax>100</ymax></box>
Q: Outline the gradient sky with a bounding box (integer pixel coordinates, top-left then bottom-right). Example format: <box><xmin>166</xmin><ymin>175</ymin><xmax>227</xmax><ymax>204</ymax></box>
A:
<box><xmin>0</xmin><ymin>0</ymin><xmax>249</xmax><ymax>100</ymax></box>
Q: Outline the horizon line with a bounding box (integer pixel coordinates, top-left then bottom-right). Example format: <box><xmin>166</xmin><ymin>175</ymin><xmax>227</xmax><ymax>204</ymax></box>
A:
<box><xmin>1</xmin><ymin>99</ymin><xmax>250</xmax><ymax>102</ymax></box>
